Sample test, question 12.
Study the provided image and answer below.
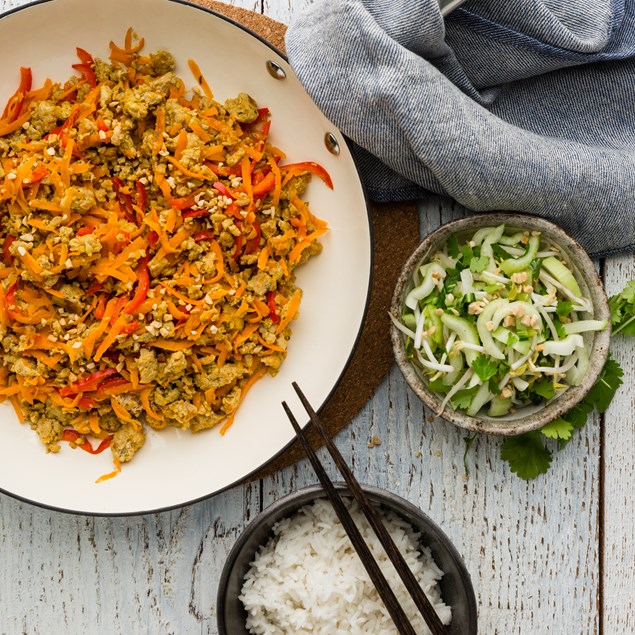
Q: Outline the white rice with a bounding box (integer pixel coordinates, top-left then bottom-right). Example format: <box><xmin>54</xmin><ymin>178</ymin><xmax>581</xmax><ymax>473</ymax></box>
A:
<box><xmin>239</xmin><ymin>497</ymin><xmax>452</xmax><ymax>634</ymax></box>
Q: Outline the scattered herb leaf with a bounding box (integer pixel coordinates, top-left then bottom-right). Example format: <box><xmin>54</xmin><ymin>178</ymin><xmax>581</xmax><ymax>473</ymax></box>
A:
<box><xmin>584</xmin><ymin>356</ymin><xmax>623</xmax><ymax>413</ymax></box>
<box><xmin>529</xmin><ymin>258</ymin><xmax>543</xmax><ymax>280</ymax></box>
<box><xmin>471</xmin><ymin>354</ymin><xmax>499</xmax><ymax>382</ymax></box>
<box><xmin>469</xmin><ymin>256</ymin><xmax>490</xmax><ymax>273</ymax></box>
<box><xmin>447</xmin><ymin>234</ymin><xmax>460</xmax><ymax>259</ymax></box>
<box><xmin>609</xmin><ymin>280</ymin><xmax>635</xmax><ymax>335</ymax></box>
<box><xmin>450</xmin><ymin>384</ymin><xmax>480</xmax><ymax>410</ymax></box>
<box><xmin>533</xmin><ymin>379</ymin><xmax>556</xmax><ymax>400</ymax></box>
<box><xmin>427</xmin><ymin>378</ymin><xmax>451</xmax><ymax>394</ymax></box>
<box><xmin>556</xmin><ymin>301</ymin><xmax>573</xmax><ymax>317</ymax></box>
<box><xmin>501</xmin><ymin>431</ymin><xmax>552</xmax><ymax>480</ymax></box>
<box><xmin>540</xmin><ymin>418</ymin><xmax>573</xmax><ymax>441</ymax></box>
<box><xmin>463</xmin><ymin>434</ymin><xmax>477</xmax><ymax>475</ymax></box>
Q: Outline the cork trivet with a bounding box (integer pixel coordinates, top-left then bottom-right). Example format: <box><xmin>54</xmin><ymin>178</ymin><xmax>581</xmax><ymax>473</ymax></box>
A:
<box><xmin>191</xmin><ymin>0</ymin><xmax>420</xmax><ymax>476</ymax></box>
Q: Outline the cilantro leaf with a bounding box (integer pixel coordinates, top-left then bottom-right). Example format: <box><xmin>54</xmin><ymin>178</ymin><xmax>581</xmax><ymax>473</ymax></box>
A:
<box><xmin>533</xmin><ymin>379</ymin><xmax>556</xmax><ymax>400</ymax></box>
<box><xmin>501</xmin><ymin>432</ymin><xmax>552</xmax><ymax>480</ymax></box>
<box><xmin>585</xmin><ymin>356</ymin><xmax>623</xmax><ymax>413</ymax></box>
<box><xmin>556</xmin><ymin>301</ymin><xmax>573</xmax><ymax>317</ymax></box>
<box><xmin>471</xmin><ymin>354</ymin><xmax>499</xmax><ymax>382</ymax></box>
<box><xmin>463</xmin><ymin>434</ymin><xmax>477</xmax><ymax>475</ymax></box>
<box><xmin>564</xmin><ymin>401</ymin><xmax>594</xmax><ymax>431</ymax></box>
<box><xmin>529</xmin><ymin>258</ymin><xmax>542</xmax><ymax>280</ymax></box>
<box><xmin>541</xmin><ymin>418</ymin><xmax>573</xmax><ymax>441</ymax></box>
<box><xmin>460</xmin><ymin>244</ymin><xmax>473</xmax><ymax>267</ymax></box>
<box><xmin>469</xmin><ymin>256</ymin><xmax>490</xmax><ymax>273</ymax></box>
<box><xmin>554</xmin><ymin>320</ymin><xmax>567</xmax><ymax>339</ymax></box>
<box><xmin>450</xmin><ymin>384</ymin><xmax>480</xmax><ymax>410</ymax></box>
<box><xmin>609</xmin><ymin>280</ymin><xmax>635</xmax><ymax>335</ymax></box>
<box><xmin>427</xmin><ymin>378</ymin><xmax>450</xmax><ymax>394</ymax></box>
<box><xmin>447</xmin><ymin>235</ymin><xmax>460</xmax><ymax>259</ymax></box>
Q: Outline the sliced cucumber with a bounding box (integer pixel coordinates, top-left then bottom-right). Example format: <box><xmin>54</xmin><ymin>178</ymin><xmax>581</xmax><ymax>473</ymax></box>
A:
<box><xmin>542</xmin><ymin>333</ymin><xmax>584</xmax><ymax>357</ymax></box>
<box><xmin>442</xmin><ymin>352</ymin><xmax>464</xmax><ymax>386</ymax></box>
<box><xmin>401</xmin><ymin>312</ymin><xmax>416</xmax><ymax>331</ymax></box>
<box><xmin>566</xmin><ymin>345</ymin><xmax>589</xmax><ymax>386</ymax></box>
<box><xmin>476</xmin><ymin>299</ymin><xmax>508</xmax><ymax>360</ymax></box>
<box><xmin>563</xmin><ymin>319</ymin><xmax>607</xmax><ymax>335</ymax></box>
<box><xmin>424</xmin><ymin>305</ymin><xmax>444</xmax><ymax>347</ymax></box>
<box><xmin>405</xmin><ymin>262</ymin><xmax>446</xmax><ymax>309</ymax></box>
<box><xmin>466</xmin><ymin>381</ymin><xmax>493</xmax><ymax>416</ymax></box>
<box><xmin>499</xmin><ymin>235</ymin><xmax>540</xmax><ymax>275</ymax></box>
<box><xmin>542</xmin><ymin>256</ymin><xmax>582</xmax><ymax>297</ymax></box>
<box><xmin>440</xmin><ymin>313</ymin><xmax>480</xmax><ymax>366</ymax></box>
<box><xmin>488</xmin><ymin>397</ymin><xmax>512</xmax><ymax>417</ymax></box>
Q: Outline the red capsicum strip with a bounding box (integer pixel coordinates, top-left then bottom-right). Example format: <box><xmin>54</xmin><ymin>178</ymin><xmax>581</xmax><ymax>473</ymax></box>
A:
<box><xmin>85</xmin><ymin>281</ymin><xmax>103</xmax><ymax>295</ymax></box>
<box><xmin>125</xmin><ymin>256</ymin><xmax>150</xmax><ymax>315</ymax></box>
<box><xmin>94</xmin><ymin>294</ymin><xmax>108</xmax><ymax>318</ymax></box>
<box><xmin>181</xmin><ymin>209</ymin><xmax>208</xmax><ymax>219</ymax></box>
<box><xmin>72</xmin><ymin>48</ymin><xmax>97</xmax><ymax>88</ymax></box>
<box><xmin>192</xmin><ymin>230</ymin><xmax>215</xmax><ymax>243</ymax></box>
<box><xmin>171</xmin><ymin>195</ymin><xmax>196</xmax><ymax>210</ymax></box>
<box><xmin>61</xmin><ymin>429</ymin><xmax>112</xmax><ymax>455</ymax></box>
<box><xmin>3</xmin><ymin>67</ymin><xmax>32</xmax><ymax>123</ymax></box>
<box><xmin>135</xmin><ymin>179</ymin><xmax>148</xmax><ymax>212</ymax></box>
<box><xmin>27</xmin><ymin>166</ymin><xmax>49</xmax><ymax>185</ymax></box>
<box><xmin>267</xmin><ymin>291</ymin><xmax>280</xmax><ymax>324</ymax></box>
<box><xmin>109</xmin><ymin>295</ymin><xmax>128</xmax><ymax>327</ymax></box>
<box><xmin>2</xmin><ymin>236</ymin><xmax>15</xmax><ymax>264</ymax></box>
<box><xmin>77</xmin><ymin>397</ymin><xmax>98</xmax><ymax>410</ymax></box>
<box><xmin>77</xmin><ymin>226</ymin><xmax>95</xmax><ymax>236</ymax></box>
<box><xmin>281</xmin><ymin>162</ymin><xmax>333</xmax><ymax>189</ymax></box>
<box><xmin>251</xmin><ymin>172</ymin><xmax>275</xmax><ymax>197</ymax></box>
<box><xmin>60</xmin><ymin>368</ymin><xmax>120</xmax><ymax>397</ymax></box>
<box><xmin>112</xmin><ymin>177</ymin><xmax>135</xmax><ymax>222</ymax></box>
<box><xmin>148</xmin><ymin>231</ymin><xmax>159</xmax><ymax>249</ymax></box>
<box><xmin>244</xmin><ymin>221</ymin><xmax>261</xmax><ymax>255</ymax></box>
<box><xmin>4</xmin><ymin>282</ymin><xmax>23</xmax><ymax>321</ymax></box>
<box><xmin>213</xmin><ymin>181</ymin><xmax>234</xmax><ymax>199</ymax></box>
<box><xmin>95</xmin><ymin>377</ymin><xmax>129</xmax><ymax>395</ymax></box>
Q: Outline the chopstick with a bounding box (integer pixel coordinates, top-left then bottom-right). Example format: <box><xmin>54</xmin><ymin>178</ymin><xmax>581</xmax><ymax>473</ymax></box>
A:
<box><xmin>282</xmin><ymin>382</ymin><xmax>446</xmax><ymax>635</ymax></box>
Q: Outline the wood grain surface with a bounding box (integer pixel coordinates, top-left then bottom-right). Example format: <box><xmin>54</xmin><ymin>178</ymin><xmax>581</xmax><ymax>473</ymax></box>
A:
<box><xmin>0</xmin><ymin>1</ymin><xmax>633</xmax><ymax>634</ymax></box>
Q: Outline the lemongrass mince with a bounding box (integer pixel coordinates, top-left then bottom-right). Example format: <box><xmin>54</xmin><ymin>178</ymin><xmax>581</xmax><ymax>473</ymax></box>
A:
<box><xmin>394</xmin><ymin>224</ymin><xmax>607</xmax><ymax>418</ymax></box>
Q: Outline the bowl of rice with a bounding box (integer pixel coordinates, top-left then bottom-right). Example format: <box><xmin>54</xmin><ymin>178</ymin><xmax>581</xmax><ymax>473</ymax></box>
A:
<box><xmin>217</xmin><ymin>482</ymin><xmax>477</xmax><ymax>634</ymax></box>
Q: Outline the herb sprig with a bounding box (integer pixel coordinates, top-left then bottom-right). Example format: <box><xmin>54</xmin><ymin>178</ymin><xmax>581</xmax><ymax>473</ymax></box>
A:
<box><xmin>477</xmin><ymin>281</ymin><xmax>633</xmax><ymax>480</ymax></box>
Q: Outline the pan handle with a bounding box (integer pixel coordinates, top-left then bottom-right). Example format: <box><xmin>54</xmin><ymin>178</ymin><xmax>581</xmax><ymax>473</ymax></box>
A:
<box><xmin>438</xmin><ymin>0</ymin><xmax>466</xmax><ymax>16</ymax></box>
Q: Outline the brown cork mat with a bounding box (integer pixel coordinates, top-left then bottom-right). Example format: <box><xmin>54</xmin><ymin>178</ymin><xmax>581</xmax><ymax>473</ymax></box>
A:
<box><xmin>191</xmin><ymin>0</ymin><xmax>420</xmax><ymax>476</ymax></box>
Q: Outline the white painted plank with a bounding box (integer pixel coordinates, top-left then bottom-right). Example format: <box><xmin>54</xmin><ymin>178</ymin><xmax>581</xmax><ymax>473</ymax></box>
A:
<box><xmin>0</xmin><ymin>484</ymin><xmax>261</xmax><ymax>635</ymax></box>
<box><xmin>263</xmin><ymin>195</ymin><xmax>601</xmax><ymax>635</ymax></box>
<box><xmin>602</xmin><ymin>253</ymin><xmax>635</xmax><ymax>634</ymax></box>
<box><xmin>0</xmin><ymin>0</ymin><xmax>625</xmax><ymax>633</ymax></box>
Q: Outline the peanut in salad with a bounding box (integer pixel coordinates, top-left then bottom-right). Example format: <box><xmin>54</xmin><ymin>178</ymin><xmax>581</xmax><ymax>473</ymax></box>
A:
<box><xmin>0</xmin><ymin>29</ymin><xmax>330</xmax><ymax>478</ymax></box>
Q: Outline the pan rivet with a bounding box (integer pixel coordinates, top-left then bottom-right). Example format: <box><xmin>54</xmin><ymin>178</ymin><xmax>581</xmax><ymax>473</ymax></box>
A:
<box><xmin>266</xmin><ymin>61</ymin><xmax>286</xmax><ymax>80</ymax></box>
<box><xmin>324</xmin><ymin>132</ymin><xmax>340</xmax><ymax>156</ymax></box>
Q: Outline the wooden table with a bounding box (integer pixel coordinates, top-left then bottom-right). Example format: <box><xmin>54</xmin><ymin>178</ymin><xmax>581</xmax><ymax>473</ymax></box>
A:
<box><xmin>1</xmin><ymin>1</ymin><xmax>633</xmax><ymax>633</ymax></box>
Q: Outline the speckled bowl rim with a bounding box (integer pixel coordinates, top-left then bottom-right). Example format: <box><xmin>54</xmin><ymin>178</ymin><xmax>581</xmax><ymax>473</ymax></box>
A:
<box><xmin>390</xmin><ymin>213</ymin><xmax>611</xmax><ymax>436</ymax></box>
<box><xmin>216</xmin><ymin>482</ymin><xmax>478</xmax><ymax>635</ymax></box>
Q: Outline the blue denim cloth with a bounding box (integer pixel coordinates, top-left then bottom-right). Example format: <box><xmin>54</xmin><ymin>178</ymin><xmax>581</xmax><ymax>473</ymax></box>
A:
<box><xmin>285</xmin><ymin>0</ymin><xmax>635</xmax><ymax>258</ymax></box>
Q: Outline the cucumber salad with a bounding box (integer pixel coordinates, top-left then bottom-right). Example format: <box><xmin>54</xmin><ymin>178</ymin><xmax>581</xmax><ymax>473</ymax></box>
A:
<box><xmin>393</xmin><ymin>224</ymin><xmax>607</xmax><ymax>418</ymax></box>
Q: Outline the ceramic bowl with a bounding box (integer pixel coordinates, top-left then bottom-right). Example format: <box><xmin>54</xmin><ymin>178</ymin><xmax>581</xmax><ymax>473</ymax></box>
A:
<box><xmin>217</xmin><ymin>482</ymin><xmax>478</xmax><ymax>634</ymax></box>
<box><xmin>390</xmin><ymin>213</ymin><xmax>611</xmax><ymax>436</ymax></box>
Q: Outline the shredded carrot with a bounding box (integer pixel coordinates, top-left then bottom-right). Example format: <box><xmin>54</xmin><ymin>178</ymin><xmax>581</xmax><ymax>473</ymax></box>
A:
<box><xmin>188</xmin><ymin>59</ymin><xmax>214</xmax><ymax>100</ymax></box>
<box><xmin>219</xmin><ymin>364</ymin><xmax>266</xmax><ymax>435</ymax></box>
<box><xmin>0</xmin><ymin>28</ymin><xmax>329</xmax><ymax>477</ymax></box>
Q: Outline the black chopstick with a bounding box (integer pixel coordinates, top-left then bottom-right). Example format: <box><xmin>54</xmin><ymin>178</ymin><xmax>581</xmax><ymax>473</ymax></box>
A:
<box><xmin>282</xmin><ymin>401</ymin><xmax>418</xmax><ymax>635</ymax></box>
<box><xmin>289</xmin><ymin>382</ymin><xmax>446</xmax><ymax>635</ymax></box>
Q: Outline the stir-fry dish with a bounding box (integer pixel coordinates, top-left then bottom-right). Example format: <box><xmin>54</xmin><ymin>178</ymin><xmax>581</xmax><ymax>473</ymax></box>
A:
<box><xmin>395</xmin><ymin>225</ymin><xmax>607</xmax><ymax>418</ymax></box>
<box><xmin>0</xmin><ymin>30</ymin><xmax>330</xmax><ymax>476</ymax></box>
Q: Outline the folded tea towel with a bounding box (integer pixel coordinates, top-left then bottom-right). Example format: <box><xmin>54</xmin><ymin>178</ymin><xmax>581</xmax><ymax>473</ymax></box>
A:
<box><xmin>285</xmin><ymin>0</ymin><xmax>635</xmax><ymax>257</ymax></box>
